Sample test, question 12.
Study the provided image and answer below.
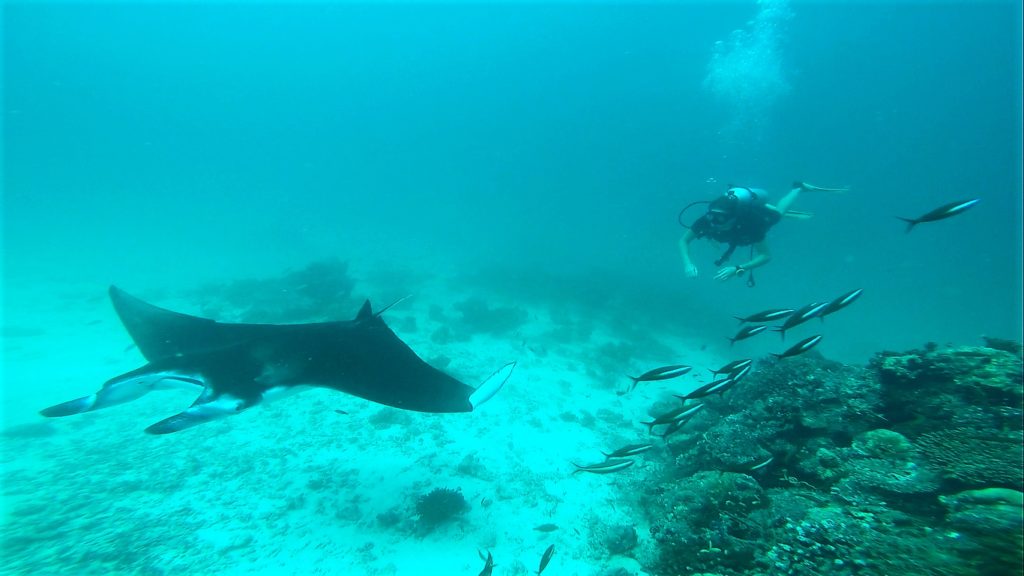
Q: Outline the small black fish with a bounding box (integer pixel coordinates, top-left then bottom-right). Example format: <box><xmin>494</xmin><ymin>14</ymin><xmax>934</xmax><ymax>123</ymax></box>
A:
<box><xmin>333</xmin><ymin>409</ymin><xmax>348</xmax><ymax>415</ymax></box>
<box><xmin>571</xmin><ymin>458</ymin><xmax>635</xmax><ymax>475</ymax></box>
<box><xmin>734</xmin><ymin>308</ymin><xmax>794</xmax><ymax>324</ymax></box>
<box><xmin>480</xmin><ymin>497</ymin><xmax>493</xmax><ymax>507</ymax></box>
<box><xmin>819</xmin><ymin>288</ymin><xmax>863</xmax><ymax>319</ymax></box>
<box><xmin>538</xmin><ymin>544</ymin><xmax>555</xmax><ymax>575</ymax></box>
<box><xmin>477</xmin><ymin>549</ymin><xmax>495</xmax><ymax>576</ymax></box>
<box><xmin>709</xmin><ymin>358</ymin><xmax>753</xmax><ymax>377</ymax></box>
<box><xmin>898</xmin><ymin>198</ymin><xmax>979</xmax><ymax>232</ymax></box>
<box><xmin>601</xmin><ymin>443</ymin><xmax>653</xmax><ymax>459</ymax></box>
<box><xmin>772</xmin><ymin>334</ymin><xmax>823</xmax><ymax>359</ymax></box>
<box><xmin>728</xmin><ymin>324</ymin><xmax>768</xmax><ymax>346</ymax></box>
<box><xmin>533</xmin><ymin>523</ymin><xmax>559</xmax><ymax>532</ymax></box>
<box><xmin>628</xmin><ymin>365</ymin><xmax>692</xmax><ymax>390</ymax></box>
<box><xmin>773</xmin><ymin>302</ymin><xmax>828</xmax><ymax>340</ymax></box>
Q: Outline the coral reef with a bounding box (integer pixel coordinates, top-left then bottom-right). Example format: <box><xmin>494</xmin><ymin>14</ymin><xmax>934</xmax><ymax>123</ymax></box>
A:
<box><xmin>940</xmin><ymin>488</ymin><xmax>1024</xmax><ymax>573</ymax></box>
<box><xmin>414</xmin><ymin>487</ymin><xmax>468</xmax><ymax>534</ymax></box>
<box><xmin>873</xmin><ymin>345</ymin><xmax>1023</xmax><ymax>435</ymax></box>
<box><xmin>645</xmin><ymin>342</ymin><xmax>1023</xmax><ymax>576</ymax></box>
<box><xmin>914</xmin><ymin>427</ymin><xmax>1023</xmax><ymax>489</ymax></box>
<box><xmin>645</xmin><ymin>471</ymin><xmax>769</xmax><ymax>574</ymax></box>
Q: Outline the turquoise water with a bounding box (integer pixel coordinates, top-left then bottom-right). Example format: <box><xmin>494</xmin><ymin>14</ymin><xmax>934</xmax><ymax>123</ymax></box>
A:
<box><xmin>6</xmin><ymin>1</ymin><xmax>1022</xmax><ymax>362</ymax></box>
<box><xmin>3</xmin><ymin>2</ymin><xmax>1022</xmax><ymax>575</ymax></box>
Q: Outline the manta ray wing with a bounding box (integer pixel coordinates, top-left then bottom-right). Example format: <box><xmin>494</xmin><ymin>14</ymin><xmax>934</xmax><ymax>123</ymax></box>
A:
<box><xmin>109</xmin><ymin>285</ymin><xmax>272</xmax><ymax>361</ymax></box>
<box><xmin>41</xmin><ymin>286</ymin><xmax>514</xmax><ymax>434</ymax></box>
<box><xmin>299</xmin><ymin>315</ymin><xmax>477</xmax><ymax>412</ymax></box>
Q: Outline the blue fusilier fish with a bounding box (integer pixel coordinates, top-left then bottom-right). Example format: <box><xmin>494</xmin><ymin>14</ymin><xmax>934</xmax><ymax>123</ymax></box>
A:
<box><xmin>40</xmin><ymin>287</ymin><xmax>515</xmax><ymax>434</ymax></box>
<box><xmin>676</xmin><ymin>377</ymin><xmax>729</xmax><ymax>401</ymax></box>
<box><xmin>655</xmin><ymin>413</ymin><xmax>696</xmax><ymax>439</ymax></box>
<box><xmin>628</xmin><ymin>365</ymin><xmax>692</xmax><ymax>390</ymax></box>
<box><xmin>819</xmin><ymin>288</ymin><xmax>863</xmax><ymax>319</ymax></box>
<box><xmin>734</xmin><ymin>308</ymin><xmax>794</xmax><ymax>324</ymax></box>
<box><xmin>729</xmin><ymin>363</ymin><xmax>753</xmax><ymax>382</ymax></box>
<box><xmin>898</xmin><ymin>198</ymin><xmax>979</xmax><ymax>232</ymax></box>
<box><xmin>706</xmin><ymin>378</ymin><xmax>739</xmax><ymax>396</ymax></box>
<box><xmin>702</xmin><ymin>364</ymin><xmax>751</xmax><ymax>397</ymax></box>
<box><xmin>676</xmin><ymin>369</ymin><xmax>745</xmax><ymax>400</ymax></box>
<box><xmin>714</xmin><ymin>364</ymin><xmax>752</xmax><ymax>392</ymax></box>
<box><xmin>571</xmin><ymin>459</ymin><xmax>635</xmax><ymax>475</ymax></box>
<box><xmin>709</xmin><ymin>358</ymin><xmax>753</xmax><ymax>377</ymax></box>
<box><xmin>728</xmin><ymin>324</ymin><xmax>768</xmax><ymax>346</ymax></box>
<box><xmin>601</xmin><ymin>443</ymin><xmax>654</xmax><ymax>459</ymax></box>
<box><xmin>772</xmin><ymin>334</ymin><xmax>823</xmax><ymax>359</ymax></box>
<box><xmin>773</xmin><ymin>302</ymin><xmax>829</xmax><ymax>340</ymax></box>
<box><xmin>641</xmin><ymin>403</ymin><xmax>705</xmax><ymax>432</ymax></box>
<box><xmin>538</xmin><ymin>544</ymin><xmax>556</xmax><ymax>575</ymax></box>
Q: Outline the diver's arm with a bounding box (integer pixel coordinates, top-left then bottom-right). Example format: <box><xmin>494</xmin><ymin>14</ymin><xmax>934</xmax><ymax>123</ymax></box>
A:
<box><xmin>741</xmin><ymin>241</ymin><xmax>772</xmax><ymax>270</ymax></box>
<box><xmin>679</xmin><ymin>229</ymin><xmax>699</xmax><ymax>278</ymax></box>
<box><xmin>714</xmin><ymin>241</ymin><xmax>771</xmax><ymax>281</ymax></box>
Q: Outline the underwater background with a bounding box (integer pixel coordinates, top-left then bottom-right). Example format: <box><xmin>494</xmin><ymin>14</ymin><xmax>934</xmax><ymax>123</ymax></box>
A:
<box><xmin>3</xmin><ymin>1</ymin><xmax>1023</xmax><ymax>575</ymax></box>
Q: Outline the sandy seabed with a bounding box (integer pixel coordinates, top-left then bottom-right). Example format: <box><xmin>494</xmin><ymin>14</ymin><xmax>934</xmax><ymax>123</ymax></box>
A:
<box><xmin>1</xmin><ymin>268</ymin><xmax>727</xmax><ymax>576</ymax></box>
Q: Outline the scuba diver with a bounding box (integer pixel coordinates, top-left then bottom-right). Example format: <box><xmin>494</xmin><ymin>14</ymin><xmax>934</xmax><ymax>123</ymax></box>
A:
<box><xmin>679</xmin><ymin>181</ymin><xmax>847</xmax><ymax>285</ymax></box>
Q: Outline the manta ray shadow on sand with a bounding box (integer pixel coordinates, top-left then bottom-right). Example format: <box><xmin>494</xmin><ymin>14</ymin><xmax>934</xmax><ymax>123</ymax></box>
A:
<box><xmin>40</xmin><ymin>286</ymin><xmax>515</xmax><ymax>434</ymax></box>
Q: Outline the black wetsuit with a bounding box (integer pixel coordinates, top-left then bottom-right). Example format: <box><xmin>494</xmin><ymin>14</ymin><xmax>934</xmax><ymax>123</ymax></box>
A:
<box><xmin>691</xmin><ymin>204</ymin><xmax>781</xmax><ymax>247</ymax></box>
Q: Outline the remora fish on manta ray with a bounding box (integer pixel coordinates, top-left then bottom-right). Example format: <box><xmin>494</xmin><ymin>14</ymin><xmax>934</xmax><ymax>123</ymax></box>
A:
<box><xmin>40</xmin><ymin>286</ymin><xmax>516</xmax><ymax>434</ymax></box>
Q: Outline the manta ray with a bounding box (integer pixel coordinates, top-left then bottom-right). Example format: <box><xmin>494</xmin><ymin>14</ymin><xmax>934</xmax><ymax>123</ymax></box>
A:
<box><xmin>40</xmin><ymin>286</ymin><xmax>515</xmax><ymax>434</ymax></box>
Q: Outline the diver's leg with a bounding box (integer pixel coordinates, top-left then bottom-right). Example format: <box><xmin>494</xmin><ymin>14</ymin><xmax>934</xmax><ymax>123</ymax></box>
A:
<box><xmin>774</xmin><ymin>185</ymin><xmax>804</xmax><ymax>214</ymax></box>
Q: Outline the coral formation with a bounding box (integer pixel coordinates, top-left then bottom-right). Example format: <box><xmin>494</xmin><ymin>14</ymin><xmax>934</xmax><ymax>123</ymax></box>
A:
<box><xmin>645</xmin><ymin>471</ymin><xmax>769</xmax><ymax>574</ymax></box>
<box><xmin>645</xmin><ymin>342</ymin><xmax>1023</xmax><ymax>576</ymax></box>
<box><xmin>603</xmin><ymin>524</ymin><xmax>639</xmax><ymax>555</ymax></box>
<box><xmin>940</xmin><ymin>488</ymin><xmax>1024</xmax><ymax>573</ymax></box>
<box><xmin>873</xmin><ymin>345</ymin><xmax>1023</xmax><ymax>435</ymax></box>
<box><xmin>414</xmin><ymin>487</ymin><xmax>468</xmax><ymax>534</ymax></box>
<box><xmin>914</xmin><ymin>428</ymin><xmax>1023</xmax><ymax>489</ymax></box>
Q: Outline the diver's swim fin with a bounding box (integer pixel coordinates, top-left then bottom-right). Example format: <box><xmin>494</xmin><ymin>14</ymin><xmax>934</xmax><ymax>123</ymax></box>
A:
<box><xmin>795</xmin><ymin>181</ymin><xmax>849</xmax><ymax>193</ymax></box>
<box><xmin>783</xmin><ymin>209</ymin><xmax>814</xmax><ymax>220</ymax></box>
